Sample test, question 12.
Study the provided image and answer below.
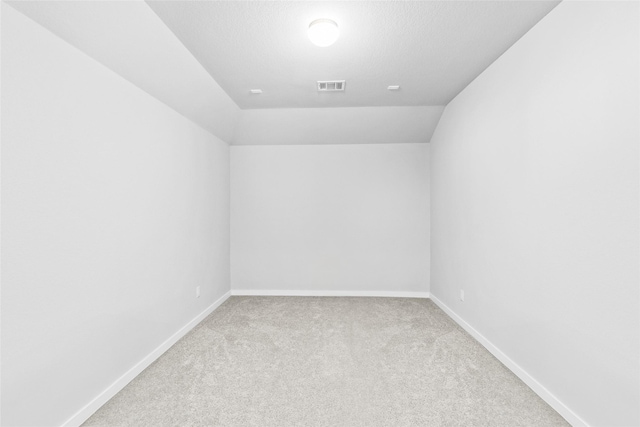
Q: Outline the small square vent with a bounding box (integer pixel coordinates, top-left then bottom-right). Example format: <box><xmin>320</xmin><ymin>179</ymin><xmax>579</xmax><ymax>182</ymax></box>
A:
<box><xmin>317</xmin><ymin>80</ymin><xmax>345</xmax><ymax>92</ymax></box>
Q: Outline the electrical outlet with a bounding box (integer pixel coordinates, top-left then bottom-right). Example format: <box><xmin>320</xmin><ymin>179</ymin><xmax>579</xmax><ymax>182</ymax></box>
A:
<box><xmin>196</xmin><ymin>286</ymin><xmax>201</xmax><ymax>298</ymax></box>
<box><xmin>460</xmin><ymin>290</ymin><xmax>465</xmax><ymax>301</ymax></box>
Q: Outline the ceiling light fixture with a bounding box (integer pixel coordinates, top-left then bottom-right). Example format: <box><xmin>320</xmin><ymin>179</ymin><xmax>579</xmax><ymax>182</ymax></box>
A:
<box><xmin>308</xmin><ymin>19</ymin><xmax>339</xmax><ymax>47</ymax></box>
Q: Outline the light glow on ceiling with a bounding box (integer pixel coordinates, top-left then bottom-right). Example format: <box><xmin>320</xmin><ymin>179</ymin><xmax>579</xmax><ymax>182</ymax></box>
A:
<box><xmin>308</xmin><ymin>19</ymin><xmax>339</xmax><ymax>47</ymax></box>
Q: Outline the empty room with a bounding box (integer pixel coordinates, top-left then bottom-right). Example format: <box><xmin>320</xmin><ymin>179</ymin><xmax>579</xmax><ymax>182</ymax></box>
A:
<box><xmin>1</xmin><ymin>0</ymin><xmax>638</xmax><ymax>426</ymax></box>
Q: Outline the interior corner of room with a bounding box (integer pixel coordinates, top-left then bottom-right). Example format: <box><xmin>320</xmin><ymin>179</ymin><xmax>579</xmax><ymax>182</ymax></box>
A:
<box><xmin>1</xmin><ymin>1</ymin><xmax>638</xmax><ymax>426</ymax></box>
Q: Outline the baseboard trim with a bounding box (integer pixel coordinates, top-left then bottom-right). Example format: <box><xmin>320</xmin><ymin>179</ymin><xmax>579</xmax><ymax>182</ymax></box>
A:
<box><xmin>62</xmin><ymin>291</ymin><xmax>581</xmax><ymax>426</ymax></box>
<box><xmin>429</xmin><ymin>294</ymin><xmax>588</xmax><ymax>427</ymax></box>
<box><xmin>231</xmin><ymin>289</ymin><xmax>430</xmax><ymax>298</ymax></box>
<box><xmin>61</xmin><ymin>290</ymin><xmax>232</xmax><ymax>427</ymax></box>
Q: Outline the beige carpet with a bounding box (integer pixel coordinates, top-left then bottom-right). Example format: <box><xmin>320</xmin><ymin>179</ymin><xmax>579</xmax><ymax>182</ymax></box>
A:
<box><xmin>83</xmin><ymin>296</ymin><xmax>569</xmax><ymax>426</ymax></box>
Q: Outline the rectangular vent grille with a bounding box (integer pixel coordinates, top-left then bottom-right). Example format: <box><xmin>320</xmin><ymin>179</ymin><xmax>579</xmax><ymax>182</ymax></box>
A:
<box><xmin>317</xmin><ymin>80</ymin><xmax>345</xmax><ymax>92</ymax></box>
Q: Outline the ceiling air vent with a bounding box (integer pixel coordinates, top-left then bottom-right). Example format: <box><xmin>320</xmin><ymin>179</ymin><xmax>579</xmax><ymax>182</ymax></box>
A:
<box><xmin>317</xmin><ymin>80</ymin><xmax>345</xmax><ymax>92</ymax></box>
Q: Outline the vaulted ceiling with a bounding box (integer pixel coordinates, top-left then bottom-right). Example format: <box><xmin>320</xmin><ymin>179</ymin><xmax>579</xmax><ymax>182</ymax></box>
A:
<box><xmin>148</xmin><ymin>1</ymin><xmax>560</xmax><ymax>109</ymax></box>
<box><xmin>6</xmin><ymin>0</ymin><xmax>560</xmax><ymax>145</ymax></box>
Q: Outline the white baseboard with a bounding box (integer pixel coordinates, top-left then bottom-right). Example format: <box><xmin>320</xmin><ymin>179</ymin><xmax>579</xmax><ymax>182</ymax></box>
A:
<box><xmin>62</xmin><ymin>291</ymin><xmax>579</xmax><ymax>426</ymax></box>
<box><xmin>429</xmin><ymin>294</ymin><xmax>588</xmax><ymax>427</ymax></box>
<box><xmin>231</xmin><ymin>289</ymin><xmax>430</xmax><ymax>298</ymax></box>
<box><xmin>61</xmin><ymin>290</ymin><xmax>232</xmax><ymax>427</ymax></box>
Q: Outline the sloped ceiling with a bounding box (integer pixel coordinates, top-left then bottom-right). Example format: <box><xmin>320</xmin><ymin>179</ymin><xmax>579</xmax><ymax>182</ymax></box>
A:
<box><xmin>5</xmin><ymin>1</ymin><xmax>560</xmax><ymax>145</ymax></box>
<box><xmin>234</xmin><ymin>106</ymin><xmax>445</xmax><ymax>145</ymax></box>
<box><xmin>147</xmin><ymin>0</ymin><xmax>560</xmax><ymax>109</ymax></box>
<box><xmin>5</xmin><ymin>0</ymin><xmax>240</xmax><ymax>143</ymax></box>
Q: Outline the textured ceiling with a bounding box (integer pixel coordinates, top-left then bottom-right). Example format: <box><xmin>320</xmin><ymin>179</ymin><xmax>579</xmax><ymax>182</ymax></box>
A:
<box><xmin>147</xmin><ymin>0</ymin><xmax>560</xmax><ymax>109</ymax></box>
<box><xmin>6</xmin><ymin>0</ymin><xmax>561</xmax><ymax>145</ymax></box>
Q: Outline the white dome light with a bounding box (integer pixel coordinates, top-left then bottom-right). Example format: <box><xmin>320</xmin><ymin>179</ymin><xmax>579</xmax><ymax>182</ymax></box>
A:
<box><xmin>308</xmin><ymin>19</ymin><xmax>339</xmax><ymax>47</ymax></box>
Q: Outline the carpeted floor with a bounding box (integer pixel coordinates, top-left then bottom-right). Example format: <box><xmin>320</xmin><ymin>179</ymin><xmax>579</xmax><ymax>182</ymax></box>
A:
<box><xmin>82</xmin><ymin>296</ymin><xmax>569</xmax><ymax>426</ymax></box>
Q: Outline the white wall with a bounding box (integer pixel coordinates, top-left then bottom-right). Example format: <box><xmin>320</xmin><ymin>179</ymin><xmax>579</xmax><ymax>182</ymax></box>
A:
<box><xmin>1</xmin><ymin>5</ymin><xmax>230</xmax><ymax>426</ymax></box>
<box><xmin>430</xmin><ymin>2</ymin><xmax>639</xmax><ymax>426</ymax></box>
<box><xmin>231</xmin><ymin>144</ymin><xmax>429</xmax><ymax>295</ymax></box>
